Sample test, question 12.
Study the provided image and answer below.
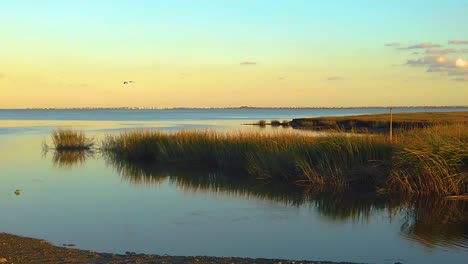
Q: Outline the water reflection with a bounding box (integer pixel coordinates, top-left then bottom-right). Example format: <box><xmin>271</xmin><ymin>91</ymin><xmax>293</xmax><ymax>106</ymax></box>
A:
<box><xmin>51</xmin><ymin>151</ymin><xmax>468</xmax><ymax>251</ymax></box>
<box><xmin>51</xmin><ymin>150</ymin><xmax>94</xmax><ymax>168</ymax></box>
<box><xmin>312</xmin><ymin>195</ymin><xmax>405</xmax><ymax>222</ymax></box>
<box><xmin>107</xmin><ymin>157</ymin><xmax>311</xmax><ymax>206</ymax></box>
<box><xmin>400</xmin><ymin>198</ymin><xmax>468</xmax><ymax>249</ymax></box>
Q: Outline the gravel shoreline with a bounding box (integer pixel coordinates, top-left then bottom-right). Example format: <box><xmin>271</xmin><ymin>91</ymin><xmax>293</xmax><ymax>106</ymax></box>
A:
<box><xmin>0</xmin><ymin>233</ymin><xmax>357</xmax><ymax>264</ymax></box>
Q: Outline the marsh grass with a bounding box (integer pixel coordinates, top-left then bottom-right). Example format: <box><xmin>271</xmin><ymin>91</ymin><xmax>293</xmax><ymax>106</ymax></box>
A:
<box><xmin>101</xmin><ymin>124</ymin><xmax>467</xmax><ymax>196</ymax></box>
<box><xmin>389</xmin><ymin>123</ymin><xmax>468</xmax><ymax>196</ymax></box>
<box><xmin>291</xmin><ymin>111</ymin><xmax>468</xmax><ymax>133</ymax></box>
<box><xmin>51</xmin><ymin>129</ymin><xmax>94</xmax><ymax>151</ymax></box>
<box><xmin>102</xmin><ymin>129</ymin><xmax>391</xmax><ymax>192</ymax></box>
<box><xmin>249</xmin><ymin>120</ymin><xmax>292</xmax><ymax>127</ymax></box>
<box><xmin>270</xmin><ymin>120</ymin><xmax>281</xmax><ymax>126</ymax></box>
<box><xmin>257</xmin><ymin>120</ymin><xmax>267</xmax><ymax>127</ymax></box>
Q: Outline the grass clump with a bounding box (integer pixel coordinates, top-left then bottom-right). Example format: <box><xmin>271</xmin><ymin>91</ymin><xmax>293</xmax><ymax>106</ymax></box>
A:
<box><xmin>102</xmin><ymin>130</ymin><xmax>396</xmax><ymax>192</ymax></box>
<box><xmin>389</xmin><ymin>124</ymin><xmax>468</xmax><ymax>196</ymax></box>
<box><xmin>257</xmin><ymin>120</ymin><xmax>267</xmax><ymax>127</ymax></box>
<box><xmin>51</xmin><ymin>129</ymin><xmax>94</xmax><ymax>151</ymax></box>
<box><xmin>100</xmin><ymin>124</ymin><xmax>468</xmax><ymax>196</ymax></box>
<box><xmin>270</xmin><ymin>120</ymin><xmax>281</xmax><ymax>126</ymax></box>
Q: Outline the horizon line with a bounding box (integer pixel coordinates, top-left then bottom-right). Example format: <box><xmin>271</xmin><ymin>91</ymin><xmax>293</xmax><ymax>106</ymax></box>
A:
<box><xmin>1</xmin><ymin>105</ymin><xmax>468</xmax><ymax>110</ymax></box>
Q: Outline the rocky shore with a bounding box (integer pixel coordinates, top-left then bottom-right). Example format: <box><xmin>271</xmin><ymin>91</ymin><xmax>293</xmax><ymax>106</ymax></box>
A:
<box><xmin>0</xmin><ymin>233</ymin><xmax>356</xmax><ymax>264</ymax></box>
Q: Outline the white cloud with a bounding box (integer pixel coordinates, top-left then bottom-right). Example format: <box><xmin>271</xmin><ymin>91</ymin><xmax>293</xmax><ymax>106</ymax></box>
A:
<box><xmin>385</xmin><ymin>43</ymin><xmax>400</xmax><ymax>47</ymax></box>
<box><xmin>448</xmin><ymin>40</ymin><xmax>468</xmax><ymax>45</ymax></box>
<box><xmin>425</xmin><ymin>48</ymin><xmax>457</xmax><ymax>55</ymax></box>
<box><xmin>406</xmin><ymin>56</ymin><xmax>449</xmax><ymax>66</ymax></box>
<box><xmin>391</xmin><ymin>40</ymin><xmax>468</xmax><ymax>82</ymax></box>
<box><xmin>405</xmin><ymin>55</ymin><xmax>468</xmax><ymax>82</ymax></box>
<box><xmin>399</xmin><ymin>42</ymin><xmax>442</xmax><ymax>50</ymax></box>
<box><xmin>240</xmin><ymin>61</ymin><xmax>257</xmax><ymax>66</ymax></box>
<box><xmin>455</xmin><ymin>58</ymin><xmax>468</xmax><ymax>68</ymax></box>
<box><xmin>327</xmin><ymin>76</ymin><xmax>344</xmax><ymax>81</ymax></box>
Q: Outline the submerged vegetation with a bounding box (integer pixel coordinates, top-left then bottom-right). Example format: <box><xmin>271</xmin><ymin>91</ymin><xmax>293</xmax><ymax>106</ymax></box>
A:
<box><xmin>99</xmin><ymin>123</ymin><xmax>467</xmax><ymax>196</ymax></box>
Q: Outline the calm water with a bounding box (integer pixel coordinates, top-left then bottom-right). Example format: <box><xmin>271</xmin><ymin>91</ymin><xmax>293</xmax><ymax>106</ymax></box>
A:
<box><xmin>1</xmin><ymin>108</ymin><xmax>467</xmax><ymax>264</ymax></box>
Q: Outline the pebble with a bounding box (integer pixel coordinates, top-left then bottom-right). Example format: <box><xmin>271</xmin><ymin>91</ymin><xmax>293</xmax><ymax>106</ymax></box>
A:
<box><xmin>0</xmin><ymin>257</ymin><xmax>7</xmax><ymax>263</ymax></box>
<box><xmin>63</xmin><ymin>243</ymin><xmax>76</xmax><ymax>247</ymax></box>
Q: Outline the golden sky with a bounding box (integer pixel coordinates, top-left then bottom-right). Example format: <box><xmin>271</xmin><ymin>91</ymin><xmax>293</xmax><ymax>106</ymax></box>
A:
<box><xmin>1</xmin><ymin>1</ymin><xmax>467</xmax><ymax>108</ymax></box>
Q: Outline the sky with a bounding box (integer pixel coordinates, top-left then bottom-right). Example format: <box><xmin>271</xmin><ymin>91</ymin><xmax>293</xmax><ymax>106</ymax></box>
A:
<box><xmin>1</xmin><ymin>0</ymin><xmax>467</xmax><ymax>108</ymax></box>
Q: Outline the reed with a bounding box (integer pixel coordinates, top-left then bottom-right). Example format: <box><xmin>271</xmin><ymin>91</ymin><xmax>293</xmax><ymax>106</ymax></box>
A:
<box><xmin>389</xmin><ymin>123</ymin><xmax>468</xmax><ymax>195</ymax></box>
<box><xmin>101</xmin><ymin>124</ymin><xmax>467</xmax><ymax>196</ymax></box>
<box><xmin>51</xmin><ymin>129</ymin><xmax>94</xmax><ymax>151</ymax></box>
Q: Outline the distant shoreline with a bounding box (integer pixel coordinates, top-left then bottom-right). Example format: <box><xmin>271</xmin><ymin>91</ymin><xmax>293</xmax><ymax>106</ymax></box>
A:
<box><xmin>1</xmin><ymin>106</ymin><xmax>467</xmax><ymax>110</ymax></box>
<box><xmin>288</xmin><ymin>111</ymin><xmax>468</xmax><ymax>132</ymax></box>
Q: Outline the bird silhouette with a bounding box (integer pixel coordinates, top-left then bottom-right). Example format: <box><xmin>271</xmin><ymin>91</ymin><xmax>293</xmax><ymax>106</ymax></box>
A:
<box><xmin>123</xmin><ymin>81</ymin><xmax>135</xmax><ymax>85</ymax></box>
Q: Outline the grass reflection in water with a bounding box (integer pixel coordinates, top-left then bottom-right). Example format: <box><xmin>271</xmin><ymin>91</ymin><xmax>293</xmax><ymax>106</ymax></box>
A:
<box><xmin>50</xmin><ymin>149</ymin><xmax>468</xmax><ymax>251</ymax></box>
<box><xmin>52</xmin><ymin>150</ymin><xmax>94</xmax><ymax>168</ymax></box>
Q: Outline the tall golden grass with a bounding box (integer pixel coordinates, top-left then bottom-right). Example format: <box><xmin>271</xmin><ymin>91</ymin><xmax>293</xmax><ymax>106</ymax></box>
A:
<box><xmin>101</xmin><ymin>124</ymin><xmax>467</xmax><ymax>196</ymax></box>
<box><xmin>389</xmin><ymin>123</ymin><xmax>468</xmax><ymax>195</ymax></box>
<box><xmin>51</xmin><ymin>129</ymin><xmax>94</xmax><ymax>151</ymax></box>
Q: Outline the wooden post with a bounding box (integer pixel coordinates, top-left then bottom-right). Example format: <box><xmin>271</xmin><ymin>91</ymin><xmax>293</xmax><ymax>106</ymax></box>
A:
<box><xmin>389</xmin><ymin>107</ymin><xmax>393</xmax><ymax>143</ymax></box>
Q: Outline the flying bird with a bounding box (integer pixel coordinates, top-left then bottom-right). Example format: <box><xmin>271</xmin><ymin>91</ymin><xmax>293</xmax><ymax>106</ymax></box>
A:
<box><xmin>123</xmin><ymin>81</ymin><xmax>135</xmax><ymax>85</ymax></box>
